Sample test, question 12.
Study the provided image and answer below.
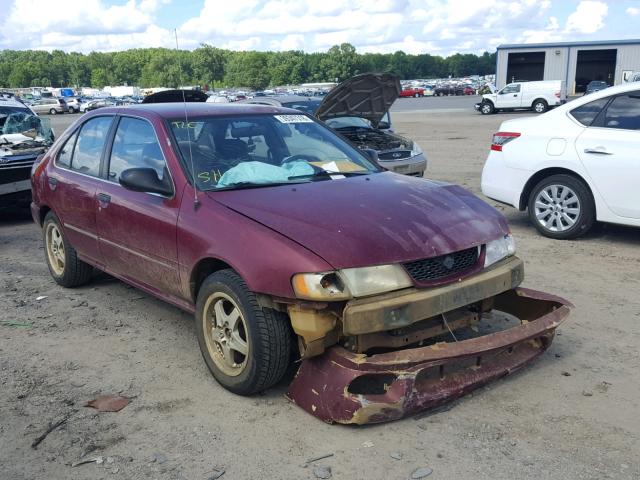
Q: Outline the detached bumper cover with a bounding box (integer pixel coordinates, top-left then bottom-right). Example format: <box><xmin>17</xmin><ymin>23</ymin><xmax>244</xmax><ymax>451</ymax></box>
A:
<box><xmin>287</xmin><ymin>287</ymin><xmax>572</xmax><ymax>424</ymax></box>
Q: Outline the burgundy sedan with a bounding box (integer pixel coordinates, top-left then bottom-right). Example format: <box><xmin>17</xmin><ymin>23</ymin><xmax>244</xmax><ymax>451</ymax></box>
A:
<box><xmin>30</xmin><ymin>103</ymin><xmax>571</xmax><ymax>424</ymax></box>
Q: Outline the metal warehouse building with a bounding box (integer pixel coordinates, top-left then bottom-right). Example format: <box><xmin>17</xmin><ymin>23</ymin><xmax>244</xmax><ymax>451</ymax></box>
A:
<box><xmin>496</xmin><ymin>39</ymin><xmax>640</xmax><ymax>94</ymax></box>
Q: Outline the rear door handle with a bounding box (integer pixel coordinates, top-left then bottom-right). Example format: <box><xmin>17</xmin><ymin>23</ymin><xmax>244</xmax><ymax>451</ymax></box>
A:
<box><xmin>97</xmin><ymin>193</ymin><xmax>111</xmax><ymax>204</ymax></box>
<box><xmin>584</xmin><ymin>147</ymin><xmax>613</xmax><ymax>155</ymax></box>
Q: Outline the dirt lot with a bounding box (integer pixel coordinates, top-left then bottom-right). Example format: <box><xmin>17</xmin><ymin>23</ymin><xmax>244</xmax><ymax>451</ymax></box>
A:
<box><xmin>1</xmin><ymin>106</ymin><xmax>639</xmax><ymax>480</ymax></box>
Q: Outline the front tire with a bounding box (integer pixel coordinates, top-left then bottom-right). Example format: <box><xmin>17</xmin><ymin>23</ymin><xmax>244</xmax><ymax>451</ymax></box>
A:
<box><xmin>43</xmin><ymin>212</ymin><xmax>93</xmax><ymax>287</ymax></box>
<box><xmin>195</xmin><ymin>269</ymin><xmax>292</xmax><ymax>395</ymax></box>
<box><xmin>480</xmin><ymin>102</ymin><xmax>494</xmax><ymax>114</ymax></box>
<box><xmin>527</xmin><ymin>174</ymin><xmax>595</xmax><ymax>239</ymax></box>
<box><xmin>532</xmin><ymin>99</ymin><xmax>548</xmax><ymax>113</ymax></box>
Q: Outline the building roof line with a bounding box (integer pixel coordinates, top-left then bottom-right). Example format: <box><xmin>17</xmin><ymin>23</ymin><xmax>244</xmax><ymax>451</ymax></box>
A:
<box><xmin>497</xmin><ymin>39</ymin><xmax>640</xmax><ymax>50</ymax></box>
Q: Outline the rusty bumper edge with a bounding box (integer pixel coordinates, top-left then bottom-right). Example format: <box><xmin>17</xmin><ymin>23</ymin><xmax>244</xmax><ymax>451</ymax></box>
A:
<box><xmin>286</xmin><ymin>287</ymin><xmax>572</xmax><ymax>425</ymax></box>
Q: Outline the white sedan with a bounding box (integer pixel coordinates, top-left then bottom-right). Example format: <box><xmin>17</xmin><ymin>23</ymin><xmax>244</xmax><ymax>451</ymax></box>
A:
<box><xmin>481</xmin><ymin>82</ymin><xmax>640</xmax><ymax>239</ymax></box>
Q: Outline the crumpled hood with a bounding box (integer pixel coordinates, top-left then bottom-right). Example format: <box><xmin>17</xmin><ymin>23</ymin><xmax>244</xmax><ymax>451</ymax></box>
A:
<box><xmin>209</xmin><ymin>172</ymin><xmax>510</xmax><ymax>269</ymax></box>
<box><xmin>316</xmin><ymin>73</ymin><xmax>400</xmax><ymax>128</ymax></box>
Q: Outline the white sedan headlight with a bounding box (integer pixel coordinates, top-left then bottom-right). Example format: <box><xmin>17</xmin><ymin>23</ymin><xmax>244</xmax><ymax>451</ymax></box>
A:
<box><xmin>410</xmin><ymin>141</ymin><xmax>423</xmax><ymax>157</ymax></box>
<box><xmin>292</xmin><ymin>264</ymin><xmax>412</xmax><ymax>300</ymax></box>
<box><xmin>484</xmin><ymin>234</ymin><xmax>516</xmax><ymax>268</ymax></box>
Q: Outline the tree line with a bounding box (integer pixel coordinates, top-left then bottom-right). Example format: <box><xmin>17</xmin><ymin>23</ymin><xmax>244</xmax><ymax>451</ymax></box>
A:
<box><xmin>0</xmin><ymin>43</ymin><xmax>496</xmax><ymax>91</ymax></box>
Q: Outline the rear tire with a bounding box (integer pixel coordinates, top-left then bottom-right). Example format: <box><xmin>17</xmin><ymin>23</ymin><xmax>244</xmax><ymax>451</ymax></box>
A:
<box><xmin>49</xmin><ymin>108</ymin><xmax>57</xmax><ymax>115</ymax></box>
<box><xmin>532</xmin><ymin>99</ymin><xmax>548</xmax><ymax>113</ymax></box>
<box><xmin>195</xmin><ymin>269</ymin><xmax>292</xmax><ymax>395</ymax></box>
<box><xmin>43</xmin><ymin>212</ymin><xmax>93</xmax><ymax>287</ymax></box>
<box><xmin>527</xmin><ymin>174</ymin><xmax>595</xmax><ymax>239</ymax></box>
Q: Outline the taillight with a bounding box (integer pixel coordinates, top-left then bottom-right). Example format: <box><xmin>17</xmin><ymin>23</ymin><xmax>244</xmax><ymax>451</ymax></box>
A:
<box><xmin>554</xmin><ymin>91</ymin><xmax>561</xmax><ymax>98</ymax></box>
<box><xmin>491</xmin><ymin>132</ymin><xmax>520</xmax><ymax>151</ymax></box>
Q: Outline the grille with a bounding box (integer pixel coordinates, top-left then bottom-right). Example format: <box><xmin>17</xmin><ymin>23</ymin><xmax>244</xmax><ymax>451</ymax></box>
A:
<box><xmin>378</xmin><ymin>150</ymin><xmax>412</xmax><ymax>160</ymax></box>
<box><xmin>403</xmin><ymin>247</ymin><xmax>480</xmax><ymax>283</ymax></box>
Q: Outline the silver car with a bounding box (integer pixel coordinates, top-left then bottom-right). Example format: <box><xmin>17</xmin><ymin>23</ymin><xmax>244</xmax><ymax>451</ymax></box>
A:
<box><xmin>30</xmin><ymin>98</ymin><xmax>68</xmax><ymax>115</ymax></box>
<box><xmin>64</xmin><ymin>97</ymin><xmax>82</xmax><ymax>113</ymax></box>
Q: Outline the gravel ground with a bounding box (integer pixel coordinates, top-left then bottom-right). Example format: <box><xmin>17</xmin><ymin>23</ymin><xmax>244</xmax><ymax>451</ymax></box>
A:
<box><xmin>1</xmin><ymin>105</ymin><xmax>639</xmax><ymax>480</ymax></box>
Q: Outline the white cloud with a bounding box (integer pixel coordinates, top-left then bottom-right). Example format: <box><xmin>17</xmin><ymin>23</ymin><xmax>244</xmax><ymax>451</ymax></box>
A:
<box><xmin>0</xmin><ymin>0</ymin><xmax>632</xmax><ymax>55</ymax></box>
<box><xmin>565</xmin><ymin>1</ymin><xmax>608</xmax><ymax>34</ymax></box>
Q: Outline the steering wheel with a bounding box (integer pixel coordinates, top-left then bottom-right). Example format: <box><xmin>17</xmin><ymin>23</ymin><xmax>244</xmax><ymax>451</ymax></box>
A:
<box><xmin>280</xmin><ymin>153</ymin><xmax>321</xmax><ymax>165</ymax></box>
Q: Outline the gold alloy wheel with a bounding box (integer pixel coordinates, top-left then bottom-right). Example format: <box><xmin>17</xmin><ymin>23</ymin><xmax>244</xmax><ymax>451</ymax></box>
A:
<box><xmin>202</xmin><ymin>292</ymin><xmax>249</xmax><ymax>377</ymax></box>
<box><xmin>46</xmin><ymin>223</ymin><xmax>65</xmax><ymax>276</ymax></box>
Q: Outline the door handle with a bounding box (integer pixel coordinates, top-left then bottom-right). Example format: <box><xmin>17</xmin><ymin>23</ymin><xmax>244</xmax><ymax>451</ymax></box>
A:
<box><xmin>584</xmin><ymin>148</ymin><xmax>613</xmax><ymax>155</ymax></box>
<box><xmin>47</xmin><ymin>177</ymin><xmax>57</xmax><ymax>186</ymax></box>
<box><xmin>97</xmin><ymin>193</ymin><xmax>111</xmax><ymax>204</ymax></box>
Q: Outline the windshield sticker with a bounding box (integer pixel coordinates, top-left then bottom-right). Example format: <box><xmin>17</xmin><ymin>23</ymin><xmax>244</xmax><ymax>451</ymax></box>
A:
<box><xmin>171</xmin><ymin>121</ymin><xmax>199</xmax><ymax>129</ymax></box>
<box><xmin>274</xmin><ymin>115</ymin><xmax>313</xmax><ymax>124</ymax></box>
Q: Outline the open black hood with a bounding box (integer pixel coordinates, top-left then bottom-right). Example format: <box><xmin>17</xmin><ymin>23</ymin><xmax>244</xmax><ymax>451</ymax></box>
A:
<box><xmin>315</xmin><ymin>73</ymin><xmax>401</xmax><ymax>127</ymax></box>
<box><xmin>142</xmin><ymin>89</ymin><xmax>208</xmax><ymax>104</ymax></box>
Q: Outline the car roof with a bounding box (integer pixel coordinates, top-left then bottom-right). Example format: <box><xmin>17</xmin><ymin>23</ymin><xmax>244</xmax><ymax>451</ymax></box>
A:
<box><xmin>88</xmin><ymin>102</ymin><xmax>305</xmax><ymax>119</ymax></box>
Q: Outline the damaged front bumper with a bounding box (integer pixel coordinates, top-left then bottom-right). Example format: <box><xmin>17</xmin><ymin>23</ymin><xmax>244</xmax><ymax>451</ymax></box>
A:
<box><xmin>287</xmin><ymin>287</ymin><xmax>571</xmax><ymax>424</ymax></box>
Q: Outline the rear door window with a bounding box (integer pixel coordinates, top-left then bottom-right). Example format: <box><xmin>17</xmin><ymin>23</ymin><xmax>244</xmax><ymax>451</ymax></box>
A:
<box><xmin>600</xmin><ymin>93</ymin><xmax>640</xmax><ymax>130</ymax></box>
<box><xmin>108</xmin><ymin>117</ymin><xmax>166</xmax><ymax>182</ymax></box>
<box><xmin>70</xmin><ymin>116</ymin><xmax>113</xmax><ymax>177</ymax></box>
<box><xmin>570</xmin><ymin>98</ymin><xmax>610</xmax><ymax>126</ymax></box>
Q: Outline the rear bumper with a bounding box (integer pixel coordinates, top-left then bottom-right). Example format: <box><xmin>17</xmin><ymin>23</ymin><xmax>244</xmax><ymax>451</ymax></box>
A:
<box><xmin>287</xmin><ymin>287</ymin><xmax>572</xmax><ymax>424</ymax></box>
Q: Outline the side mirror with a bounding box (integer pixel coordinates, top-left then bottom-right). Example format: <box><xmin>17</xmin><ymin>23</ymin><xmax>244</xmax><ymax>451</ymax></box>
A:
<box><xmin>119</xmin><ymin>168</ymin><xmax>173</xmax><ymax>196</ymax></box>
<box><xmin>377</xmin><ymin>121</ymin><xmax>390</xmax><ymax>130</ymax></box>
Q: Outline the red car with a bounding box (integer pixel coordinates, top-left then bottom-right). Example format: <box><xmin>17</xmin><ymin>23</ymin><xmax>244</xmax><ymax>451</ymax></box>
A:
<box><xmin>464</xmin><ymin>86</ymin><xmax>476</xmax><ymax>95</ymax></box>
<box><xmin>400</xmin><ymin>87</ymin><xmax>425</xmax><ymax>98</ymax></box>
<box><xmin>30</xmin><ymin>103</ymin><xmax>571</xmax><ymax>424</ymax></box>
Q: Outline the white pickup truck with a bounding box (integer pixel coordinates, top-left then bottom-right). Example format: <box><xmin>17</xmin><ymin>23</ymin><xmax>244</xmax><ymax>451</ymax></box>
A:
<box><xmin>475</xmin><ymin>80</ymin><xmax>566</xmax><ymax>115</ymax></box>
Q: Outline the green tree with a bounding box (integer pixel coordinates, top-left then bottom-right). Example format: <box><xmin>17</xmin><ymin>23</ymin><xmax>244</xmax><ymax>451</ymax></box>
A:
<box><xmin>224</xmin><ymin>51</ymin><xmax>270</xmax><ymax>89</ymax></box>
<box><xmin>322</xmin><ymin>43</ymin><xmax>358</xmax><ymax>82</ymax></box>
<box><xmin>192</xmin><ymin>44</ymin><xmax>226</xmax><ymax>88</ymax></box>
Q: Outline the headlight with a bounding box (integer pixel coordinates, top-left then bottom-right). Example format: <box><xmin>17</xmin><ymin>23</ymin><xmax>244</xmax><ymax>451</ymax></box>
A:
<box><xmin>484</xmin><ymin>234</ymin><xmax>516</xmax><ymax>267</ymax></box>
<box><xmin>339</xmin><ymin>264</ymin><xmax>412</xmax><ymax>297</ymax></box>
<box><xmin>292</xmin><ymin>264</ymin><xmax>413</xmax><ymax>300</ymax></box>
<box><xmin>411</xmin><ymin>141</ymin><xmax>423</xmax><ymax>157</ymax></box>
<box><xmin>292</xmin><ymin>272</ymin><xmax>350</xmax><ymax>301</ymax></box>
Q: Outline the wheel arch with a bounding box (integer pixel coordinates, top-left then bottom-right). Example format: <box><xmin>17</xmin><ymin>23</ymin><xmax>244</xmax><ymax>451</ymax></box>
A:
<box><xmin>190</xmin><ymin>257</ymin><xmax>237</xmax><ymax>302</ymax></box>
<box><xmin>531</xmin><ymin>97</ymin><xmax>548</xmax><ymax>107</ymax></box>
<box><xmin>38</xmin><ymin>205</ymin><xmax>52</xmax><ymax>226</ymax></box>
<box><xmin>519</xmin><ymin>167</ymin><xmax>595</xmax><ymax>211</ymax></box>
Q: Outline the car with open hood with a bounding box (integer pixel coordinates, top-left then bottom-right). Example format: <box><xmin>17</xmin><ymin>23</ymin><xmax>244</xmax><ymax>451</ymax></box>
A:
<box><xmin>240</xmin><ymin>74</ymin><xmax>427</xmax><ymax>177</ymax></box>
<box><xmin>0</xmin><ymin>93</ymin><xmax>54</xmax><ymax>207</ymax></box>
<box><xmin>30</xmin><ymin>102</ymin><xmax>571</xmax><ymax>424</ymax></box>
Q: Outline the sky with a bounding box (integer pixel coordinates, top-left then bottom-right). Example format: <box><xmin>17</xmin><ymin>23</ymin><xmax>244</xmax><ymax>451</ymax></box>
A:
<box><xmin>0</xmin><ymin>0</ymin><xmax>639</xmax><ymax>55</ymax></box>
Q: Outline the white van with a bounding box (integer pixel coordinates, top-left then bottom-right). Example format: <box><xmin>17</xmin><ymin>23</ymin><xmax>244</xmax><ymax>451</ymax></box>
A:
<box><xmin>475</xmin><ymin>80</ymin><xmax>566</xmax><ymax>115</ymax></box>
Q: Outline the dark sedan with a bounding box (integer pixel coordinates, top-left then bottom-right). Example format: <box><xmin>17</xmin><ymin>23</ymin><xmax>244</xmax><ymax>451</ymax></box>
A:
<box><xmin>30</xmin><ymin>102</ymin><xmax>571</xmax><ymax>424</ymax></box>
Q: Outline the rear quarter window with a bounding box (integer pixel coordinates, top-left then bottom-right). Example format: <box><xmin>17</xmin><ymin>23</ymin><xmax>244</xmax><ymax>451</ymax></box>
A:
<box><xmin>569</xmin><ymin>97</ymin><xmax>610</xmax><ymax>126</ymax></box>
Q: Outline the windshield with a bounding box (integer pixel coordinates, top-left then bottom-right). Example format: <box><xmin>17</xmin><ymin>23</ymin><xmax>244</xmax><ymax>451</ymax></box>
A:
<box><xmin>324</xmin><ymin>116</ymin><xmax>372</xmax><ymax>130</ymax></box>
<box><xmin>281</xmin><ymin>100</ymin><xmax>321</xmax><ymax>114</ymax></box>
<box><xmin>0</xmin><ymin>106</ymin><xmax>54</xmax><ymax>144</ymax></box>
<box><xmin>169</xmin><ymin>114</ymin><xmax>379</xmax><ymax>191</ymax></box>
